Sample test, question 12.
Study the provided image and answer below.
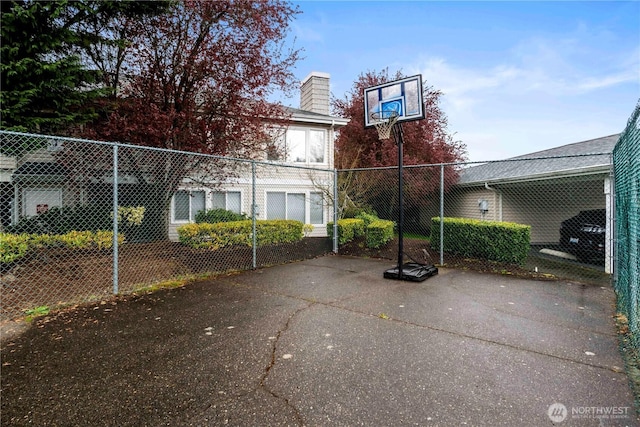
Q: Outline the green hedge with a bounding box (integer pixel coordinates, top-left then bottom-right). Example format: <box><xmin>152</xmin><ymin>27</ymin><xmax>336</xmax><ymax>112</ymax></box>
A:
<box><xmin>326</xmin><ymin>218</ymin><xmax>365</xmax><ymax>245</ymax></box>
<box><xmin>366</xmin><ymin>219</ymin><xmax>395</xmax><ymax>249</ymax></box>
<box><xmin>327</xmin><ymin>217</ymin><xmax>394</xmax><ymax>248</ymax></box>
<box><xmin>177</xmin><ymin>220</ymin><xmax>303</xmax><ymax>249</ymax></box>
<box><xmin>430</xmin><ymin>217</ymin><xmax>530</xmax><ymax>265</ymax></box>
<box><xmin>1</xmin><ymin>231</ymin><xmax>124</xmax><ymax>265</ymax></box>
<box><xmin>195</xmin><ymin>208</ymin><xmax>247</xmax><ymax>223</ymax></box>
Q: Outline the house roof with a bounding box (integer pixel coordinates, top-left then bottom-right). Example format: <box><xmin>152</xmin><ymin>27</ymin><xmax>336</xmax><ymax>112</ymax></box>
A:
<box><xmin>458</xmin><ymin>134</ymin><xmax>619</xmax><ymax>185</ymax></box>
<box><xmin>286</xmin><ymin>106</ymin><xmax>349</xmax><ymax>127</ymax></box>
<box><xmin>12</xmin><ymin>162</ymin><xmax>67</xmax><ymax>183</ymax></box>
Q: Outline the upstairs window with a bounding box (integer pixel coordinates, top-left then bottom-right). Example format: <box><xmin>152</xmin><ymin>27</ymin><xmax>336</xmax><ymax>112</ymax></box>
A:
<box><xmin>268</xmin><ymin>128</ymin><xmax>326</xmax><ymax>164</ymax></box>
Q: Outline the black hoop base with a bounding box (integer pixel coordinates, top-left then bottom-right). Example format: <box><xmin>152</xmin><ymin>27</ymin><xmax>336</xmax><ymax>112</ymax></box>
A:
<box><xmin>383</xmin><ymin>262</ymin><xmax>438</xmax><ymax>282</ymax></box>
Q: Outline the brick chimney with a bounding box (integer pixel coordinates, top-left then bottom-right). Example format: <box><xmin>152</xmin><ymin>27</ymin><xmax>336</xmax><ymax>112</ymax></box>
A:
<box><xmin>300</xmin><ymin>72</ymin><xmax>330</xmax><ymax>115</ymax></box>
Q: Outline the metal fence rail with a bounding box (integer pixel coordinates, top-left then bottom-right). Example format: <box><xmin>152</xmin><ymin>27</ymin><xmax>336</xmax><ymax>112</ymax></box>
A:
<box><xmin>338</xmin><ymin>150</ymin><xmax>615</xmax><ymax>283</ymax></box>
<box><xmin>1</xmin><ymin>131</ymin><xmax>337</xmax><ymax>320</ymax></box>
<box><xmin>0</xmin><ymin>129</ymin><xmax>626</xmax><ymax>336</ymax></box>
<box><xmin>613</xmin><ymin>102</ymin><xmax>640</xmax><ymax>351</ymax></box>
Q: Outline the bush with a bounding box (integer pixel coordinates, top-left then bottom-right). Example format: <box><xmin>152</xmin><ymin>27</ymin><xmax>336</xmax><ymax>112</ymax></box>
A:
<box><xmin>195</xmin><ymin>208</ymin><xmax>247</xmax><ymax>224</ymax></box>
<box><xmin>7</xmin><ymin>205</ymin><xmax>112</xmax><ymax>235</ymax></box>
<box><xmin>430</xmin><ymin>217</ymin><xmax>530</xmax><ymax>265</ymax></box>
<box><xmin>342</xmin><ymin>205</ymin><xmax>376</xmax><ymax>219</ymax></box>
<box><xmin>177</xmin><ymin>220</ymin><xmax>303</xmax><ymax>249</ymax></box>
<box><xmin>0</xmin><ymin>233</ymin><xmax>30</xmax><ymax>264</ymax></box>
<box><xmin>327</xmin><ymin>218</ymin><xmax>365</xmax><ymax>245</ymax></box>
<box><xmin>0</xmin><ymin>231</ymin><xmax>124</xmax><ymax>265</ymax></box>
<box><xmin>366</xmin><ymin>219</ymin><xmax>395</xmax><ymax>249</ymax></box>
<box><xmin>327</xmin><ymin>216</ymin><xmax>394</xmax><ymax>249</ymax></box>
<box><xmin>355</xmin><ymin>212</ymin><xmax>378</xmax><ymax>227</ymax></box>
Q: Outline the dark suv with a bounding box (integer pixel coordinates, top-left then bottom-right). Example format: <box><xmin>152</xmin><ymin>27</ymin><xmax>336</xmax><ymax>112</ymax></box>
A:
<box><xmin>559</xmin><ymin>209</ymin><xmax>606</xmax><ymax>264</ymax></box>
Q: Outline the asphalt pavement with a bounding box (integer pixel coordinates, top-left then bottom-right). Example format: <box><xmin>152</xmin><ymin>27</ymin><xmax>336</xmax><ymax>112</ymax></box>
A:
<box><xmin>1</xmin><ymin>255</ymin><xmax>637</xmax><ymax>426</ymax></box>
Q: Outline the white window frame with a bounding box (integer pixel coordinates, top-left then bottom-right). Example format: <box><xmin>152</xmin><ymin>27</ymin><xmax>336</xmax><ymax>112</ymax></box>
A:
<box><xmin>171</xmin><ymin>189</ymin><xmax>206</xmax><ymax>224</ymax></box>
<box><xmin>21</xmin><ymin>187</ymin><xmax>62</xmax><ymax>217</ymax></box>
<box><xmin>265</xmin><ymin>190</ymin><xmax>326</xmax><ymax>225</ymax></box>
<box><xmin>272</xmin><ymin>127</ymin><xmax>327</xmax><ymax>165</ymax></box>
<box><xmin>309</xmin><ymin>191</ymin><xmax>324</xmax><ymax>225</ymax></box>
<box><xmin>211</xmin><ymin>190</ymin><xmax>243</xmax><ymax>214</ymax></box>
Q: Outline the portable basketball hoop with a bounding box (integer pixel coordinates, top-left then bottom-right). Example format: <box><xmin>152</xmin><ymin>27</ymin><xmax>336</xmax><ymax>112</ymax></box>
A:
<box><xmin>370</xmin><ymin>110</ymin><xmax>399</xmax><ymax>140</ymax></box>
<box><xmin>363</xmin><ymin>75</ymin><xmax>438</xmax><ymax>282</ymax></box>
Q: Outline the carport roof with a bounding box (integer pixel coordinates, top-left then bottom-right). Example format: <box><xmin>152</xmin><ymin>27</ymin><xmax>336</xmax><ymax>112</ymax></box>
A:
<box><xmin>12</xmin><ymin>162</ymin><xmax>67</xmax><ymax>183</ymax></box>
<box><xmin>459</xmin><ymin>134</ymin><xmax>619</xmax><ymax>185</ymax></box>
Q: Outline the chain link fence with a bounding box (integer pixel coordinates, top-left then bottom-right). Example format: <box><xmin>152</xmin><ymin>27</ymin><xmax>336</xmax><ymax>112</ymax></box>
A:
<box><xmin>1</xmin><ymin>131</ymin><xmax>336</xmax><ymax>320</ymax></box>
<box><xmin>0</xmin><ymin>129</ymin><xmax>628</xmax><ymax>335</ymax></box>
<box><xmin>614</xmin><ymin>101</ymin><xmax>640</xmax><ymax>351</ymax></box>
<box><xmin>338</xmin><ymin>141</ymin><xmax>615</xmax><ymax>284</ymax></box>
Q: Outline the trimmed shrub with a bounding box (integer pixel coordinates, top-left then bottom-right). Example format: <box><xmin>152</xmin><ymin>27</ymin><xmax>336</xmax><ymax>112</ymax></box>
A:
<box><xmin>430</xmin><ymin>217</ymin><xmax>530</xmax><ymax>265</ymax></box>
<box><xmin>7</xmin><ymin>205</ymin><xmax>112</xmax><ymax>235</ymax></box>
<box><xmin>327</xmin><ymin>217</ymin><xmax>394</xmax><ymax>249</ymax></box>
<box><xmin>355</xmin><ymin>212</ymin><xmax>379</xmax><ymax>227</ymax></box>
<box><xmin>342</xmin><ymin>205</ymin><xmax>376</xmax><ymax>219</ymax></box>
<box><xmin>177</xmin><ymin>220</ymin><xmax>303</xmax><ymax>249</ymax></box>
<box><xmin>0</xmin><ymin>233</ymin><xmax>30</xmax><ymax>264</ymax></box>
<box><xmin>366</xmin><ymin>219</ymin><xmax>395</xmax><ymax>249</ymax></box>
<box><xmin>326</xmin><ymin>218</ymin><xmax>365</xmax><ymax>245</ymax></box>
<box><xmin>195</xmin><ymin>208</ymin><xmax>247</xmax><ymax>224</ymax></box>
<box><xmin>0</xmin><ymin>231</ymin><xmax>124</xmax><ymax>265</ymax></box>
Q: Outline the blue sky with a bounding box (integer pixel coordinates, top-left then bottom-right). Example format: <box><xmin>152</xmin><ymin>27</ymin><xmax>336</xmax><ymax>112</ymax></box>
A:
<box><xmin>278</xmin><ymin>1</ymin><xmax>639</xmax><ymax>162</ymax></box>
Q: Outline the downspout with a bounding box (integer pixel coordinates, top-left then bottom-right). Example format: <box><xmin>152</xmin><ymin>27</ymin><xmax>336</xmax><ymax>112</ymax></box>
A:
<box><xmin>484</xmin><ymin>183</ymin><xmax>503</xmax><ymax>222</ymax></box>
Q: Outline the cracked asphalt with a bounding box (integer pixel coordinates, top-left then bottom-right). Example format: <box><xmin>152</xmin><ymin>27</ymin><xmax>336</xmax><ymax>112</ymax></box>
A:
<box><xmin>1</xmin><ymin>255</ymin><xmax>638</xmax><ymax>426</ymax></box>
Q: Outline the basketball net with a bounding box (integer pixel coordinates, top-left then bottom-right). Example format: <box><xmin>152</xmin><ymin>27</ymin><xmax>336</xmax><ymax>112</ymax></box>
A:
<box><xmin>370</xmin><ymin>111</ymin><xmax>399</xmax><ymax>140</ymax></box>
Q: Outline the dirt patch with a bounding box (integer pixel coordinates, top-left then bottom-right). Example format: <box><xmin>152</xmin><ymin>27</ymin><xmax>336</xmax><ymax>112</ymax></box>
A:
<box><xmin>1</xmin><ymin>235</ymin><xmax>606</xmax><ymax>324</ymax></box>
<box><xmin>339</xmin><ymin>236</ymin><xmax>573</xmax><ymax>282</ymax></box>
<box><xmin>1</xmin><ymin>238</ymin><xmax>332</xmax><ymax>321</ymax></box>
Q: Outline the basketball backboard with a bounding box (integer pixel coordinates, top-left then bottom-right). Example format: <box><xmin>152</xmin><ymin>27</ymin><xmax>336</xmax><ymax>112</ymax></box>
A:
<box><xmin>363</xmin><ymin>75</ymin><xmax>424</xmax><ymax>128</ymax></box>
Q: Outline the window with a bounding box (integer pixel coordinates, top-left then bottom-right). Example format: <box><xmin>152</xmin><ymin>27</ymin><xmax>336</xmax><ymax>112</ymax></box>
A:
<box><xmin>310</xmin><ymin>192</ymin><xmax>324</xmax><ymax>224</ymax></box>
<box><xmin>308</xmin><ymin>130</ymin><xmax>325</xmax><ymax>163</ymax></box>
<box><xmin>266</xmin><ymin>192</ymin><xmax>286</xmax><ymax>219</ymax></box>
<box><xmin>212</xmin><ymin>191</ymin><xmax>241</xmax><ymax>214</ymax></box>
<box><xmin>265</xmin><ymin>191</ymin><xmax>325</xmax><ymax>224</ymax></box>
<box><xmin>173</xmin><ymin>190</ymin><xmax>205</xmax><ymax>222</ymax></box>
<box><xmin>22</xmin><ymin>188</ymin><xmax>62</xmax><ymax>217</ymax></box>
<box><xmin>269</xmin><ymin>128</ymin><xmax>326</xmax><ymax>163</ymax></box>
<box><xmin>287</xmin><ymin>129</ymin><xmax>306</xmax><ymax>163</ymax></box>
<box><xmin>287</xmin><ymin>193</ymin><xmax>305</xmax><ymax>222</ymax></box>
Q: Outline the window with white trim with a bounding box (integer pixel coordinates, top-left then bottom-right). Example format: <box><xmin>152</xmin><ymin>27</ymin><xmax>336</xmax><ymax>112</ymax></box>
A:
<box><xmin>265</xmin><ymin>191</ymin><xmax>325</xmax><ymax>224</ymax></box>
<box><xmin>212</xmin><ymin>191</ymin><xmax>241</xmax><ymax>214</ymax></box>
<box><xmin>310</xmin><ymin>192</ymin><xmax>324</xmax><ymax>224</ymax></box>
<box><xmin>172</xmin><ymin>190</ymin><xmax>205</xmax><ymax>222</ymax></box>
<box><xmin>268</xmin><ymin>128</ymin><xmax>326</xmax><ymax>164</ymax></box>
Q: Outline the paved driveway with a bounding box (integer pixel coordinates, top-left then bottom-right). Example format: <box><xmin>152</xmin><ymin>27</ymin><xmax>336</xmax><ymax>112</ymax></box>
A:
<box><xmin>1</xmin><ymin>255</ymin><xmax>637</xmax><ymax>426</ymax></box>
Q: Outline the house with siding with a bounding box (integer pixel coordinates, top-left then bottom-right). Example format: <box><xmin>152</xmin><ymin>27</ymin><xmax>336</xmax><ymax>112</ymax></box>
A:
<box><xmin>169</xmin><ymin>72</ymin><xmax>348</xmax><ymax>240</ymax></box>
<box><xmin>439</xmin><ymin>134</ymin><xmax>618</xmax><ymax>273</ymax></box>
<box><xmin>2</xmin><ymin>72</ymin><xmax>349</xmax><ymax>239</ymax></box>
<box><xmin>166</xmin><ymin>71</ymin><xmax>349</xmax><ymax>239</ymax></box>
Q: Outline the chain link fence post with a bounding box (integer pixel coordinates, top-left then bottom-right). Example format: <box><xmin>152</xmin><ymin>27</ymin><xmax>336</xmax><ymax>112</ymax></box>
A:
<box><xmin>112</xmin><ymin>143</ymin><xmax>119</xmax><ymax>295</ymax></box>
<box><xmin>440</xmin><ymin>164</ymin><xmax>445</xmax><ymax>266</ymax></box>
<box><xmin>333</xmin><ymin>168</ymin><xmax>338</xmax><ymax>253</ymax></box>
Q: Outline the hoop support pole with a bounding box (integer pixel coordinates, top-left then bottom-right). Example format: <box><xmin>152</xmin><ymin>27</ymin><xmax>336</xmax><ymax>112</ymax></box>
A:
<box><xmin>393</xmin><ymin>122</ymin><xmax>404</xmax><ymax>279</ymax></box>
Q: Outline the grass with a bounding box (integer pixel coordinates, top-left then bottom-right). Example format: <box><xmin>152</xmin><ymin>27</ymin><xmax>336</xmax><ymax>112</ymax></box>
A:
<box><xmin>399</xmin><ymin>232</ymin><xmax>430</xmax><ymax>241</ymax></box>
<box><xmin>24</xmin><ymin>306</ymin><xmax>50</xmax><ymax>322</ymax></box>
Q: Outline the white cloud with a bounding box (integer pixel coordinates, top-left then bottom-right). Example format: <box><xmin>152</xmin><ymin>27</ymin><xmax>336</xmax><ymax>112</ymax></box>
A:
<box><xmin>404</xmin><ymin>30</ymin><xmax>638</xmax><ymax>162</ymax></box>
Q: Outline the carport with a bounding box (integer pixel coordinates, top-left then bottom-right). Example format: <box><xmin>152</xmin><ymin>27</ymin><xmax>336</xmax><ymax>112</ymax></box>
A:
<box><xmin>446</xmin><ymin>134</ymin><xmax>617</xmax><ymax>273</ymax></box>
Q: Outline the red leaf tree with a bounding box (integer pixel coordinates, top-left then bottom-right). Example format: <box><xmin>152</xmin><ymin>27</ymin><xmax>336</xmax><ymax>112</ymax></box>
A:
<box><xmin>73</xmin><ymin>0</ymin><xmax>301</xmax><ymax>240</ymax></box>
<box><xmin>332</xmin><ymin>69</ymin><xmax>466</xmax><ymax>225</ymax></box>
